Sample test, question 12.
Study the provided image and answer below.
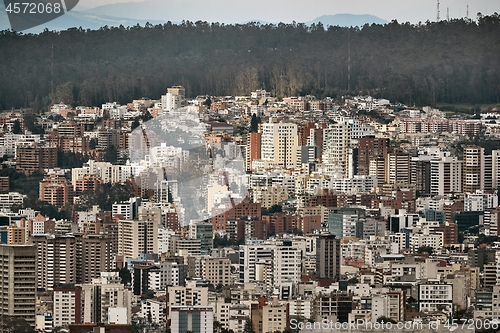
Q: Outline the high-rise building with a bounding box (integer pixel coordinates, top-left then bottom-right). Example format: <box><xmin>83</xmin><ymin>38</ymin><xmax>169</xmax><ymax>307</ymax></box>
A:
<box><xmin>81</xmin><ymin>272</ymin><xmax>132</xmax><ymax>324</ymax></box>
<box><xmin>239</xmin><ymin>244</ymin><xmax>274</xmax><ymax>283</ymax></box>
<box><xmin>261</xmin><ymin>298</ymin><xmax>289</xmax><ymax>333</ymax></box>
<box><xmin>0</xmin><ymin>244</ymin><xmax>36</xmax><ymax>327</ymax></box>
<box><xmin>322</xmin><ymin>121</ymin><xmax>350</xmax><ymax>177</ymax></box>
<box><xmin>53</xmin><ymin>286</ymin><xmax>82</xmax><ymax>328</ymax></box>
<box><xmin>15</xmin><ymin>145</ymin><xmax>58</xmax><ymax>175</ymax></box>
<box><xmin>167</xmin><ymin>86</ymin><xmax>186</xmax><ymax>100</ymax></box>
<box><xmin>384</xmin><ymin>149</ymin><xmax>412</xmax><ymax>186</ymax></box>
<box><xmin>75</xmin><ymin>234</ymin><xmax>114</xmax><ymax>284</ymax></box>
<box><xmin>491</xmin><ymin>150</ymin><xmax>500</xmax><ymax>190</ymax></box>
<box><xmin>273</xmin><ymin>241</ymin><xmax>302</xmax><ymax>287</ymax></box>
<box><xmin>463</xmin><ymin>145</ymin><xmax>485</xmax><ymax>193</ymax></box>
<box><xmin>170</xmin><ymin>306</ymin><xmax>213</xmax><ymax>333</ymax></box>
<box><xmin>260</xmin><ymin>120</ymin><xmax>298</xmax><ymax>168</ymax></box>
<box><xmin>31</xmin><ymin>234</ymin><xmax>76</xmax><ymax>290</ymax></box>
<box><xmin>189</xmin><ymin>222</ymin><xmax>213</xmax><ymax>255</ymax></box>
<box><xmin>46</xmin><ymin>122</ymin><xmax>90</xmax><ymax>154</ymax></box>
<box><xmin>201</xmin><ymin>258</ymin><xmax>231</xmax><ymax>286</ymax></box>
<box><xmin>7</xmin><ymin>224</ymin><xmax>25</xmax><ymax>244</ymax></box>
<box><xmin>168</xmin><ymin>285</ymin><xmax>209</xmax><ymax>308</ymax></box>
<box><xmin>430</xmin><ymin>157</ymin><xmax>462</xmax><ymax>196</ymax></box>
<box><xmin>299</xmin><ymin>122</ymin><xmax>327</xmax><ymax>161</ymax></box>
<box><xmin>327</xmin><ymin>208</ymin><xmax>366</xmax><ymax>239</ymax></box>
<box><xmin>296</xmin><ymin>146</ymin><xmax>319</xmax><ymax>166</ymax></box>
<box><xmin>246</xmin><ymin>132</ymin><xmax>261</xmax><ymax>172</ymax></box>
<box><xmin>118</xmin><ymin>218</ymin><xmax>158</xmax><ymax>259</ymax></box>
<box><xmin>357</xmin><ymin>136</ymin><xmax>389</xmax><ymax>176</ymax></box>
<box><xmin>316</xmin><ymin>235</ymin><xmax>340</xmax><ymax>281</ymax></box>
<box><xmin>39</xmin><ymin>173</ymin><xmax>74</xmax><ymax>208</ymax></box>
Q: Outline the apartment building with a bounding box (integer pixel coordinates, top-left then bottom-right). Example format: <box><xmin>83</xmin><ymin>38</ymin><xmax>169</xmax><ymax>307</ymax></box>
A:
<box><xmin>81</xmin><ymin>272</ymin><xmax>132</xmax><ymax>324</ymax></box>
<box><xmin>16</xmin><ymin>145</ymin><xmax>58</xmax><ymax>175</ymax></box>
<box><xmin>0</xmin><ymin>244</ymin><xmax>37</xmax><ymax>327</ymax></box>
<box><xmin>31</xmin><ymin>234</ymin><xmax>76</xmax><ymax>290</ymax></box>
<box><xmin>170</xmin><ymin>306</ymin><xmax>213</xmax><ymax>333</ymax></box>
<box><xmin>39</xmin><ymin>173</ymin><xmax>74</xmax><ymax>208</ymax></box>
<box><xmin>201</xmin><ymin>257</ymin><xmax>231</xmax><ymax>286</ymax></box>
<box><xmin>418</xmin><ymin>283</ymin><xmax>453</xmax><ymax>315</ymax></box>
<box><xmin>430</xmin><ymin>157</ymin><xmax>463</xmax><ymax>195</ymax></box>
<box><xmin>316</xmin><ymin>235</ymin><xmax>341</xmax><ymax>281</ymax></box>
<box><xmin>239</xmin><ymin>244</ymin><xmax>274</xmax><ymax>283</ymax></box>
<box><xmin>118</xmin><ymin>218</ymin><xmax>158</xmax><ymax>259</ymax></box>
<box><xmin>260</xmin><ymin>120</ymin><xmax>298</xmax><ymax>168</ymax></box>
<box><xmin>53</xmin><ymin>286</ymin><xmax>82</xmax><ymax>328</ymax></box>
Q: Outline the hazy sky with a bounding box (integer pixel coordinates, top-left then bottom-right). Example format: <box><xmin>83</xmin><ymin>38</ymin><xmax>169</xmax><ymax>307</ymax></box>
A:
<box><xmin>78</xmin><ymin>0</ymin><xmax>500</xmax><ymax>23</ymax></box>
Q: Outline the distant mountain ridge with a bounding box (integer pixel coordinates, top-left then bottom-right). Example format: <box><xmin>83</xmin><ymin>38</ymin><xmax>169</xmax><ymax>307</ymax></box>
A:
<box><xmin>0</xmin><ymin>0</ymin><xmax>387</xmax><ymax>32</ymax></box>
<box><xmin>0</xmin><ymin>3</ymin><xmax>164</xmax><ymax>33</ymax></box>
<box><xmin>307</xmin><ymin>14</ymin><xmax>388</xmax><ymax>27</ymax></box>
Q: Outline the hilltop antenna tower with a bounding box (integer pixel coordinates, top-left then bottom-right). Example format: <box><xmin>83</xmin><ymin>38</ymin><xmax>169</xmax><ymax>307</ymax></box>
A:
<box><xmin>347</xmin><ymin>31</ymin><xmax>351</xmax><ymax>92</ymax></box>
<box><xmin>437</xmin><ymin>0</ymin><xmax>440</xmax><ymax>21</ymax></box>
<box><xmin>466</xmin><ymin>5</ymin><xmax>469</xmax><ymax>19</ymax></box>
<box><xmin>447</xmin><ymin>7</ymin><xmax>449</xmax><ymax>21</ymax></box>
<box><xmin>51</xmin><ymin>43</ymin><xmax>54</xmax><ymax>94</ymax></box>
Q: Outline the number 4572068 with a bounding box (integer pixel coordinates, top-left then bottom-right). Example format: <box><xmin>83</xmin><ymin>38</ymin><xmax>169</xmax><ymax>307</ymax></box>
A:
<box><xmin>5</xmin><ymin>2</ymin><xmax>62</xmax><ymax>14</ymax></box>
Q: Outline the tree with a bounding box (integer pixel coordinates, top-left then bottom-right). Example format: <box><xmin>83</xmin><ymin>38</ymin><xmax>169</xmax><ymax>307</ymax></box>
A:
<box><xmin>117</xmin><ymin>267</ymin><xmax>132</xmax><ymax>286</ymax></box>
<box><xmin>243</xmin><ymin>320</ymin><xmax>255</xmax><ymax>333</ymax></box>
<box><xmin>250</xmin><ymin>113</ymin><xmax>259</xmax><ymax>132</ymax></box>
<box><xmin>262</xmin><ymin>204</ymin><xmax>282</xmax><ymax>215</ymax></box>
<box><xmin>104</xmin><ymin>144</ymin><xmax>118</xmax><ymax>164</ymax></box>
<box><xmin>347</xmin><ymin>277</ymin><xmax>359</xmax><ymax>285</ymax></box>
<box><xmin>131</xmin><ymin>119</ymin><xmax>141</xmax><ymax>131</ymax></box>
<box><xmin>0</xmin><ymin>316</ymin><xmax>35</xmax><ymax>333</ymax></box>
<box><xmin>12</xmin><ymin>120</ymin><xmax>21</xmax><ymax>134</ymax></box>
<box><xmin>89</xmin><ymin>138</ymin><xmax>98</xmax><ymax>150</ymax></box>
<box><xmin>417</xmin><ymin>246</ymin><xmax>434</xmax><ymax>255</ymax></box>
<box><xmin>141</xmin><ymin>290</ymin><xmax>154</xmax><ymax>299</ymax></box>
<box><xmin>214</xmin><ymin>321</ymin><xmax>222</xmax><ymax>333</ymax></box>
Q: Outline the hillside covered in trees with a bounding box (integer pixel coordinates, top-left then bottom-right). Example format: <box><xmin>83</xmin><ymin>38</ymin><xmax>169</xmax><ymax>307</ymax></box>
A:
<box><xmin>0</xmin><ymin>14</ymin><xmax>499</xmax><ymax>110</ymax></box>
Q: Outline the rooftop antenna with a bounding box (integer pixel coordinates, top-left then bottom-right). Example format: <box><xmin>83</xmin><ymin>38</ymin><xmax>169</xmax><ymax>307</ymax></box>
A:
<box><xmin>437</xmin><ymin>0</ymin><xmax>440</xmax><ymax>21</ymax></box>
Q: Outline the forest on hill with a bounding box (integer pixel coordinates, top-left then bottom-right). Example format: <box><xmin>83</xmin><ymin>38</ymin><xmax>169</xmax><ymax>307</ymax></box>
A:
<box><xmin>0</xmin><ymin>14</ymin><xmax>499</xmax><ymax>110</ymax></box>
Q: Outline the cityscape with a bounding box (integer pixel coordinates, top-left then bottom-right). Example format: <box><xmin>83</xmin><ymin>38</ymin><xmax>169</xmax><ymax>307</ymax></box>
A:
<box><xmin>0</xmin><ymin>85</ymin><xmax>500</xmax><ymax>332</ymax></box>
<box><xmin>1</xmin><ymin>0</ymin><xmax>500</xmax><ymax>331</ymax></box>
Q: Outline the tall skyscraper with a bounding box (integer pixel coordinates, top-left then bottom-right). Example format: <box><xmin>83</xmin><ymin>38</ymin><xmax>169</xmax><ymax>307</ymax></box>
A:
<box><xmin>118</xmin><ymin>218</ymin><xmax>158</xmax><ymax>259</ymax></box>
<box><xmin>357</xmin><ymin>136</ymin><xmax>389</xmax><ymax>176</ymax></box>
<box><xmin>31</xmin><ymin>234</ymin><xmax>76</xmax><ymax>291</ymax></box>
<box><xmin>316</xmin><ymin>235</ymin><xmax>340</xmax><ymax>282</ymax></box>
<box><xmin>273</xmin><ymin>241</ymin><xmax>302</xmax><ymax>287</ymax></box>
<box><xmin>246</xmin><ymin>132</ymin><xmax>261</xmax><ymax>172</ymax></box>
<box><xmin>189</xmin><ymin>222</ymin><xmax>213</xmax><ymax>255</ymax></box>
<box><xmin>0</xmin><ymin>244</ymin><xmax>36</xmax><ymax>327</ymax></box>
<box><xmin>384</xmin><ymin>149</ymin><xmax>412</xmax><ymax>186</ymax></box>
<box><xmin>430</xmin><ymin>157</ymin><xmax>462</xmax><ymax>196</ymax></box>
<box><xmin>81</xmin><ymin>272</ymin><xmax>132</xmax><ymax>324</ymax></box>
<box><xmin>239</xmin><ymin>244</ymin><xmax>274</xmax><ymax>283</ymax></box>
<box><xmin>261</xmin><ymin>120</ymin><xmax>298</xmax><ymax>168</ymax></box>
<box><xmin>322</xmin><ymin>121</ymin><xmax>350</xmax><ymax>177</ymax></box>
<box><xmin>75</xmin><ymin>234</ymin><xmax>114</xmax><ymax>284</ymax></box>
<box><xmin>463</xmin><ymin>145</ymin><xmax>485</xmax><ymax>193</ymax></box>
